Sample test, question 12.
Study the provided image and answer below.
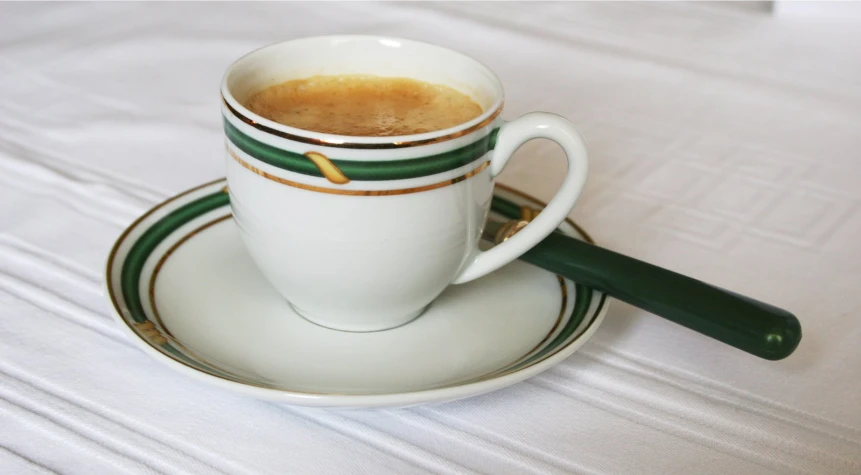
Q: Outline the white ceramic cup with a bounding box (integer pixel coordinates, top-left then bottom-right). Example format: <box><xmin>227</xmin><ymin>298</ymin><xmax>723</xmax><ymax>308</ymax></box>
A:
<box><xmin>222</xmin><ymin>35</ymin><xmax>589</xmax><ymax>332</ymax></box>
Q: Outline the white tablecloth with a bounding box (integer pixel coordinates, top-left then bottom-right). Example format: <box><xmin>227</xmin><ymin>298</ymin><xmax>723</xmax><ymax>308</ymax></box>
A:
<box><xmin>2</xmin><ymin>2</ymin><xmax>860</xmax><ymax>474</ymax></box>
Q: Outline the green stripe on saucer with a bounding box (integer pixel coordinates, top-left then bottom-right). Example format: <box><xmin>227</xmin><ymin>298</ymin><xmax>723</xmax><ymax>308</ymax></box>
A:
<box><xmin>489</xmin><ymin>196</ymin><xmax>597</xmax><ymax>372</ymax></box>
<box><xmin>121</xmin><ymin>191</ymin><xmax>229</xmax><ymax>324</ymax></box>
<box><xmin>119</xmin><ymin>189</ymin><xmax>275</xmax><ymax>385</ymax></box>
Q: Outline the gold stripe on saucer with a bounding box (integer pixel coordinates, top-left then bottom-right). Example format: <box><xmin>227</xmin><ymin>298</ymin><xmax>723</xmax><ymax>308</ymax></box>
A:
<box><xmin>147</xmin><ymin>214</ymin><xmax>233</xmax><ymax>340</ymax></box>
<box><xmin>222</xmin><ymin>95</ymin><xmax>503</xmax><ymax>150</ymax></box>
<box><xmin>228</xmin><ymin>146</ymin><xmax>490</xmax><ymax>196</ymax></box>
<box><xmin>134</xmin><ymin>321</ymin><xmax>167</xmax><ymax>345</ymax></box>
<box><xmin>105</xmin><ymin>178</ymin><xmax>227</xmax><ymax>328</ymax></box>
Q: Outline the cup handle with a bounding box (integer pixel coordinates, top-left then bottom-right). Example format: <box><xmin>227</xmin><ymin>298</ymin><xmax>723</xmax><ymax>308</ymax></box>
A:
<box><xmin>453</xmin><ymin>112</ymin><xmax>589</xmax><ymax>284</ymax></box>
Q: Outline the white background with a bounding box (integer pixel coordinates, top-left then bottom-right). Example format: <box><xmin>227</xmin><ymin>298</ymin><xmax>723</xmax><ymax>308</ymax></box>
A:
<box><xmin>1</xmin><ymin>2</ymin><xmax>859</xmax><ymax>474</ymax></box>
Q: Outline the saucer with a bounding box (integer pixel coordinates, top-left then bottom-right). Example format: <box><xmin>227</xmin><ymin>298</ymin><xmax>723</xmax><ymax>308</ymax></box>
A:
<box><xmin>105</xmin><ymin>179</ymin><xmax>608</xmax><ymax>408</ymax></box>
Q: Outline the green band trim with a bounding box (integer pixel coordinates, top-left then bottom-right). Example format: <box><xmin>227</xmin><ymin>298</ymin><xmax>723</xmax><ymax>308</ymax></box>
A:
<box><xmin>119</xmin><ymin>190</ymin><xmax>245</xmax><ymax>381</ymax></box>
<box><xmin>490</xmin><ymin>197</ymin><xmax>595</xmax><ymax>368</ymax></box>
<box><xmin>121</xmin><ymin>192</ymin><xmax>229</xmax><ymax>324</ymax></box>
<box><xmin>224</xmin><ymin>117</ymin><xmax>498</xmax><ymax>181</ymax></box>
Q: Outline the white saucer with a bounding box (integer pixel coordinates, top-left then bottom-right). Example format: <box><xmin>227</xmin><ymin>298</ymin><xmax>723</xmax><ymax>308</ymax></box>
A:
<box><xmin>105</xmin><ymin>179</ymin><xmax>608</xmax><ymax>408</ymax></box>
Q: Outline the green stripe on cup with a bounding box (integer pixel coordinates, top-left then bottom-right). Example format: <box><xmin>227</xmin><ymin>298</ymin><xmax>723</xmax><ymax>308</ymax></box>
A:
<box><xmin>224</xmin><ymin>117</ymin><xmax>498</xmax><ymax>181</ymax></box>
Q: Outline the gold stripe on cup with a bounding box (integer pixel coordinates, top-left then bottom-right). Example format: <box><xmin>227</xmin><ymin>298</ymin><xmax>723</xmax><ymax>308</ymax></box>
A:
<box><xmin>222</xmin><ymin>95</ymin><xmax>503</xmax><ymax>150</ymax></box>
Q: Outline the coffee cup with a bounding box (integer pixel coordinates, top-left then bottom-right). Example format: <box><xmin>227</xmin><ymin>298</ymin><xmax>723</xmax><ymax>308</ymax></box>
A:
<box><xmin>222</xmin><ymin>35</ymin><xmax>589</xmax><ymax>332</ymax></box>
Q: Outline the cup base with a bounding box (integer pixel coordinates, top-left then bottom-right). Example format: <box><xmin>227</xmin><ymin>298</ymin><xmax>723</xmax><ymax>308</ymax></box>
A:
<box><xmin>289</xmin><ymin>303</ymin><xmax>429</xmax><ymax>333</ymax></box>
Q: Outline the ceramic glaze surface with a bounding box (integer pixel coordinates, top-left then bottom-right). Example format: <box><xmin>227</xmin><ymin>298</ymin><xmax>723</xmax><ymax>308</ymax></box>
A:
<box><xmin>105</xmin><ymin>179</ymin><xmax>608</xmax><ymax>408</ymax></box>
<box><xmin>222</xmin><ymin>36</ymin><xmax>591</xmax><ymax>331</ymax></box>
<box><xmin>228</xmin><ymin>156</ymin><xmax>493</xmax><ymax>330</ymax></box>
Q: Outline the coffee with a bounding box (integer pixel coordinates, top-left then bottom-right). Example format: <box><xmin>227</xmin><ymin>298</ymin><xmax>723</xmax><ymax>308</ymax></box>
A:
<box><xmin>244</xmin><ymin>75</ymin><xmax>483</xmax><ymax>137</ymax></box>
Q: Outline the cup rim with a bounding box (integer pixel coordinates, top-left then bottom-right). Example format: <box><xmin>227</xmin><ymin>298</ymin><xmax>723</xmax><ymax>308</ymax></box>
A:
<box><xmin>220</xmin><ymin>35</ymin><xmax>505</xmax><ymax>149</ymax></box>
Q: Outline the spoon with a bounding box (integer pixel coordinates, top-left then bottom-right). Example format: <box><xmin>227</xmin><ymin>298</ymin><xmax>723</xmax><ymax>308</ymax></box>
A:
<box><xmin>485</xmin><ymin>196</ymin><xmax>802</xmax><ymax>361</ymax></box>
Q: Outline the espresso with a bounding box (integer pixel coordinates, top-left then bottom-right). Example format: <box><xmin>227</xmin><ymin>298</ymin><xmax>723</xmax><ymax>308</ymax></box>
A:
<box><xmin>244</xmin><ymin>75</ymin><xmax>483</xmax><ymax>137</ymax></box>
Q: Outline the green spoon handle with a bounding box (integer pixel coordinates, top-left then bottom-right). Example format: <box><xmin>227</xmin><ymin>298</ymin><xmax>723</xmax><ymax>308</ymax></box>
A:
<box><xmin>485</xmin><ymin>221</ymin><xmax>802</xmax><ymax>360</ymax></box>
